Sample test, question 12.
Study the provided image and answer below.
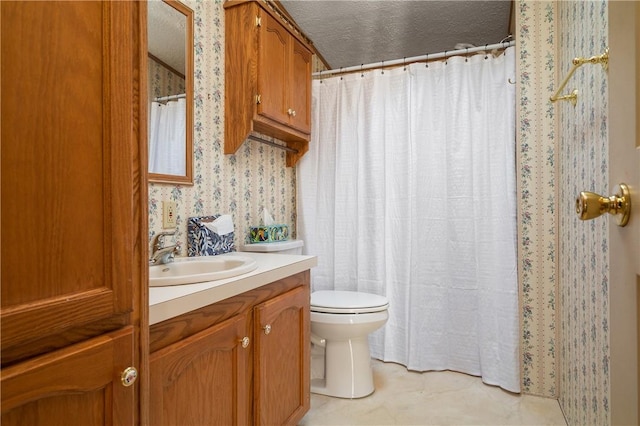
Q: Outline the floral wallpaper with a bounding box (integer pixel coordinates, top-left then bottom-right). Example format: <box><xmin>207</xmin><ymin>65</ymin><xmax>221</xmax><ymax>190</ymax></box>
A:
<box><xmin>516</xmin><ymin>0</ymin><xmax>558</xmax><ymax>398</ymax></box>
<box><xmin>557</xmin><ymin>2</ymin><xmax>610</xmax><ymax>425</ymax></box>
<box><xmin>148</xmin><ymin>0</ymin><xmax>297</xmax><ymax>255</ymax></box>
<box><xmin>519</xmin><ymin>0</ymin><xmax>612</xmax><ymax>423</ymax></box>
<box><xmin>148</xmin><ymin>56</ymin><xmax>185</xmax><ymax>101</ymax></box>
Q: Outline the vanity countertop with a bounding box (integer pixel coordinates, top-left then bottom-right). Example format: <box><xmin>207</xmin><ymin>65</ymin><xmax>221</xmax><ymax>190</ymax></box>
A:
<box><xmin>149</xmin><ymin>252</ymin><xmax>317</xmax><ymax>325</ymax></box>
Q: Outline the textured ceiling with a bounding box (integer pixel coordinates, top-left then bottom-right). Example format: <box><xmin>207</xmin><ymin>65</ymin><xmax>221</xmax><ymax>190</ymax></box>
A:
<box><xmin>148</xmin><ymin>0</ymin><xmax>186</xmax><ymax>75</ymax></box>
<box><xmin>279</xmin><ymin>0</ymin><xmax>512</xmax><ymax>70</ymax></box>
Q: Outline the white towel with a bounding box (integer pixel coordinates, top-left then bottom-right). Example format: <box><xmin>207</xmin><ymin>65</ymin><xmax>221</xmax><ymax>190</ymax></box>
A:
<box><xmin>204</xmin><ymin>214</ymin><xmax>234</xmax><ymax>236</ymax></box>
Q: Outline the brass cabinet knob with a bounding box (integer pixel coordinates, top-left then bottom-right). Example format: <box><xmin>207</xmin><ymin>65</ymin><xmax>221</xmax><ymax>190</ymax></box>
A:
<box><xmin>287</xmin><ymin>109</ymin><xmax>296</xmax><ymax>117</ymax></box>
<box><xmin>576</xmin><ymin>183</ymin><xmax>631</xmax><ymax>227</ymax></box>
<box><xmin>263</xmin><ymin>324</ymin><xmax>272</xmax><ymax>335</ymax></box>
<box><xmin>241</xmin><ymin>336</ymin><xmax>250</xmax><ymax>348</ymax></box>
<box><xmin>120</xmin><ymin>366</ymin><xmax>138</xmax><ymax>387</ymax></box>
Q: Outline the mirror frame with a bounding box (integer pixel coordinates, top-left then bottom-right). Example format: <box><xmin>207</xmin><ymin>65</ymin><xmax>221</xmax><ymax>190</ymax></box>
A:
<box><xmin>148</xmin><ymin>0</ymin><xmax>194</xmax><ymax>185</ymax></box>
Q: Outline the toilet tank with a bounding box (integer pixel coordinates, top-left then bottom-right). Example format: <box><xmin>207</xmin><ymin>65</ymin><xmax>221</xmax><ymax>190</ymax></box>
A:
<box><xmin>240</xmin><ymin>239</ymin><xmax>304</xmax><ymax>255</ymax></box>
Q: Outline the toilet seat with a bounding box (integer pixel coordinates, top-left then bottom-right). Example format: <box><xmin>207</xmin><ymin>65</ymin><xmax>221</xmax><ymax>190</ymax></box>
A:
<box><xmin>311</xmin><ymin>290</ymin><xmax>389</xmax><ymax>314</ymax></box>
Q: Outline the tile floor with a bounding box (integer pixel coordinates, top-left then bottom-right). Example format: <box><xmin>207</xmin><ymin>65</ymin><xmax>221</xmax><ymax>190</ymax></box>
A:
<box><xmin>299</xmin><ymin>360</ymin><xmax>567</xmax><ymax>425</ymax></box>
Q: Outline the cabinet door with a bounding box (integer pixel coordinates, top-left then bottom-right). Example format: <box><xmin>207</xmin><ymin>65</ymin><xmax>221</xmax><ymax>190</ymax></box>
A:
<box><xmin>1</xmin><ymin>327</ymin><xmax>135</xmax><ymax>425</ymax></box>
<box><xmin>1</xmin><ymin>0</ymin><xmax>139</xmax><ymax>362</ymax></box>
<box><xmin>257</xmin><ymin>11</ymin><xmax>290</xmax><ymax>126</ymax></box>
<box><xmin>254</xmin><ymin>285</ymin><xmax>310</xmax><ymax>425</ymax></box>
<box><xmin>150</xmin><ymin>313</ymin><xmax>250</xmax><ymax>426</ymax></box>
<box><xmin>288</xmin><ymin>37</ymin><xmax>312</xmax><ymax>134</ymax></box>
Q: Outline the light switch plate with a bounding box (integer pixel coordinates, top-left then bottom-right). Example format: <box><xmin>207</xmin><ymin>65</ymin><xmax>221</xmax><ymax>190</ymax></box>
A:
<box><xmin>163</xmin><ymin>201</ymin><xmax>177</xmax><ymax>228</ymax></box>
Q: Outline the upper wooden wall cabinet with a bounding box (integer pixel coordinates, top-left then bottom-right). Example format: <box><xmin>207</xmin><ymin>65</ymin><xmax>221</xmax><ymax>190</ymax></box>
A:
<box><xmin>224</xmin><ymin>0</ymin><xmax>312</xmax><ymax>167</ymax></box>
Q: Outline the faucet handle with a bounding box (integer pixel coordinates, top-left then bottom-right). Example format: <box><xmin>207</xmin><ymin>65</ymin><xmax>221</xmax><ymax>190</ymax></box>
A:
<box><xmin>153</xmin><ymin>229</ymin><xmax>177</xmax><ymax>249</ymax></box>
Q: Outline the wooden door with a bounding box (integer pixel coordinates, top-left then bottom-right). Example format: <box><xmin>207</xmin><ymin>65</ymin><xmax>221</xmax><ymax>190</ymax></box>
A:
<box><xmin>149</xmin><ymin>313</ymin><xmax>251</xmax><ymax>426</ymax></box>
<box><xmin>0</xmin><ymin>0</ymin><xmax>141</xmax><ymax>364</ymax></box>
<box><xmin>257</xmin><ymin>10</ymin><xmax>290</xmax><ymax>126</ymax></box>
<box><xmin>253</xmin><ymin>285</ymin><xmax>310</xmax><ymax>426</ymax></box>
<box><xmin>1</xmin><ymin>327</ymin><xmax>135</xmax><ymax>425</ymax></box>
<box><xmin>288</xmin><ymin>37</ymin><xmax>312</xmax><ymax>134</ymax></box>
<box><xmin>608</xmin><ymin>2</ymin><xmax>640</xmax><ymax>425</ymax></box>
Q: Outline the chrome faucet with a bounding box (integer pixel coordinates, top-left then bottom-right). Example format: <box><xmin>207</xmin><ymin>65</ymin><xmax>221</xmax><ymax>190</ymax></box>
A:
<box><xmin>150</xmin><ymin>230</ymin><xmax>181</xmax><ymax>265</ymax></box>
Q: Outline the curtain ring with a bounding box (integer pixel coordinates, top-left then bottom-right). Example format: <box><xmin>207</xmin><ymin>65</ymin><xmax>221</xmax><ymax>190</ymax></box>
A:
<box><xmin>381</xmin><ymin>60</ymin><xmax>384</xmax><ymax>74</ymax></box>
<box><xmin>425</xmin><ymin>53</ymin><xmax>429</xmax><ymax>68</ymax></box>
<box><xmin>465</xmin><ymin>47</ymin><xmax>469</xmax><ymax>62</ymax></box>
<box><xmin>444</xmin><ymin>51</ymin><xmax>448</xmax><ymax>65</ymax></box>
<box><xmin>319</xmin><ymin>70</ymin><xmax>323</xmax><ymax>83</ymax></box>
<box><xmin>484</xmin><ymin>44</ymin><xmax>489</xmax><ymax>59</ymax></box>
<box><xmin>361</xmin><ymin>64</ymin><xmax>364</xmax><ymax>78</ymax></box>
<box><xmin>403</xmin><ymin>57</ymin><xmax>406</xmax><ymax>71</ymax></box>
<box><xmin>340</xmin><ymin>67</ymin><xmax>343</xmax><ymax>80</ymax></box>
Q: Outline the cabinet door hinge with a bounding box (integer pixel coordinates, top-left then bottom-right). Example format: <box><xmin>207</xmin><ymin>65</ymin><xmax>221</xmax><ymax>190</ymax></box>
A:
<box><xmin>256</xmin><ymin>16</ymin><xmax>261</xmax><ymax>27</ymax></box>
<box><xmin>256</xmin><ymin>94</ymin><xmax>261</xmax><ymax>104</ymax></box>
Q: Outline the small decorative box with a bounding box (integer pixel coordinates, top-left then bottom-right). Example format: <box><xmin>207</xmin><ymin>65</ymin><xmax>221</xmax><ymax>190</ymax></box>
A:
<box><xmin>248</xmin><ymin>224</ymin><xmax>289</xmax><ymax>243</ymax></box>
<box><xmin>187</xmin><ymin>215</ymin><xmax>235</xmax><ymax>256</ymax></box>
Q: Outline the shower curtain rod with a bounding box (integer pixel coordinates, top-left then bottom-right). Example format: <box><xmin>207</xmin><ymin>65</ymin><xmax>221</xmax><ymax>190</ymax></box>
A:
<box><xmin>312</xmin><ymin>40</ymin><xmax>515</xmax><ymax>77</ymax></box>
<box><xmin>154</xmin><ymin>93</ymin><xmax>186</xmax><ymax>102</ymax></box>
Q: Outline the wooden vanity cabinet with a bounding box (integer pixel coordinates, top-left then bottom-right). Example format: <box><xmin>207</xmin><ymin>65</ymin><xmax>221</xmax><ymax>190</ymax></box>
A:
<box><xmin>224</xmin><ymin>0</ymin><xmax>312</xmax><ymax>167</ymax></box>
<box><xmin>150</xmin><ymin>313</ymin><xmax>251</xmax><ymax>425</ymax></box>
<box><xmin>149</xmin><ymin>272</ymin><xmax>311</xmax><ymax>425</ymax></box>
<box><xmin>254</xmin><ymin>285</ymin><xmax>310</xmax><ymax>425</ymax></box>
<box><xmin>1</xmin><ymin>1</ymin><xmax>146</xmax><ymax>424</ymax></box>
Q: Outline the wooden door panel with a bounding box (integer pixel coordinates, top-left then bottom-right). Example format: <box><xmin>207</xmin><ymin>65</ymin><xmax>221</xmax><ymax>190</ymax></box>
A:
<box><xmin>289</xmin><ymin>38</ymin><xmax>312</xmax><ymax>134</ymax></box>
<box><xmin>0</xmin><ymin>0</ymin><xmax>137</xmax><ymax>355</ymax></box>
<box><xmin>150</xmin><ymin>313</ymin><xmax>250</xmax><ymax>426</ymax></box>
<box><xmin>254</xmin><ymin>285</ymin><xmax>310</xmax><ymax>426</ymax></box>
<box><xmin>257</xmin><ymin>11</ymin><xmax>289</xmax><ymax>126</ymax></box>
<box><xmin>1</xmin><ymin>327</ymin><xmax>135</xmax><ymax>425</ymax></box>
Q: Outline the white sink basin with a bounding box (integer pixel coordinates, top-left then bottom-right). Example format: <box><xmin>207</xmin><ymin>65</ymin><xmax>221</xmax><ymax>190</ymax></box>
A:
<box><xmin>149</xmin><ymin>255</ymin><xmax>258</xmax><ymax>286</ymax></box>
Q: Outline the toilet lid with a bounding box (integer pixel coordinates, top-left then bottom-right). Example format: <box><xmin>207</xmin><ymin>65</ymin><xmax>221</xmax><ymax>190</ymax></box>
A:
<box><xmin>311</xmin><ymin>290</ymin><xmax>389</xmax><ymax>314</ymax></box>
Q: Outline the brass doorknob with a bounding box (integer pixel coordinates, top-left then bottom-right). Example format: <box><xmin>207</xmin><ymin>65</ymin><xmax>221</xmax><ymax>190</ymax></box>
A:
<box><xmin>120</xmin><ymin>366</ymin><xmax>138</xmax><ymax>387</ymax></box>
<box><xmin>263</xmin><ymin>324</ymin><xmax>272</xmax><ymax>335</ymax></box>
<box><xmin>241</xmin><ymin>336</ymin><xmax>250</xmax><ymax>348</ymax></box>
<box><xmin>576</xmin><ymin>183</ymin><xmax>631</xmax><ymax>227</ymax></box>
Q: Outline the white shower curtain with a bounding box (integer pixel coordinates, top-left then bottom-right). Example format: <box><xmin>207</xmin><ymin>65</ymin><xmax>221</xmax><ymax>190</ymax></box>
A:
<box><xmin>148</xmin><ymin>98</ymin><xmax>186</xmax><ymax>175</ymax></box>
<box><xmin>297</xmin><ymin>47</ymin><xmax>519</xmax><ymax>392</ymax></box>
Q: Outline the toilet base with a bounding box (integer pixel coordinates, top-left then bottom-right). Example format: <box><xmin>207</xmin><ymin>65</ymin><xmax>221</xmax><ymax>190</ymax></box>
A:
<box><xmin>310</xmin><ymin>337</ymin><xmax>375</xmax><ymax>399</ymax></box>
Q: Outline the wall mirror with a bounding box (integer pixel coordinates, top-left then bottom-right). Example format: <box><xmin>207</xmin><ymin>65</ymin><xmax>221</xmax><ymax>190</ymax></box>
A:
<box><xmin>147</xmin><ymin>0</ymin><xmax>193</xmax><ymax>185</ymax></box>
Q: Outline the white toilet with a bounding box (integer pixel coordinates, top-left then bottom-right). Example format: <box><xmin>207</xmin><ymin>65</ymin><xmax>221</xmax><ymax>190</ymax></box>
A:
<box><xmin>310</xmin><ymin>290</ymin><xmax>389</xmax><ymax>399</ymax></box>
<box><xmin>240</xmin><ymin>240</ymin><xmax>389</xmax><ymax>399</ymax></box>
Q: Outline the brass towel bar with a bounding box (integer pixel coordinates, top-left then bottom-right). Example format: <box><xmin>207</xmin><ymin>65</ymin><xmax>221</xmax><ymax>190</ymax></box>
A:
<box><xmin>550</xmin><ymin>48</ymin><xmax>609</xmax><ymax>106</ymax></box>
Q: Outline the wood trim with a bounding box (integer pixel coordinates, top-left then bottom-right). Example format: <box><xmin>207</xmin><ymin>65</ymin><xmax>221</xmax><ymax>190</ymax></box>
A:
<box><xmin>109</xmin><ymin>0</ymin><xmax>136</xmax><ymax>316</ymax></box>
<box><xmin>133</xmin><ymin>1</ymin><xmax>149</xmax><ymax>425</ymax></box>
<box><xmin>132</xmin><ymin>2</ymin><xmax>150</xmax><ymax>426</ymax></box>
